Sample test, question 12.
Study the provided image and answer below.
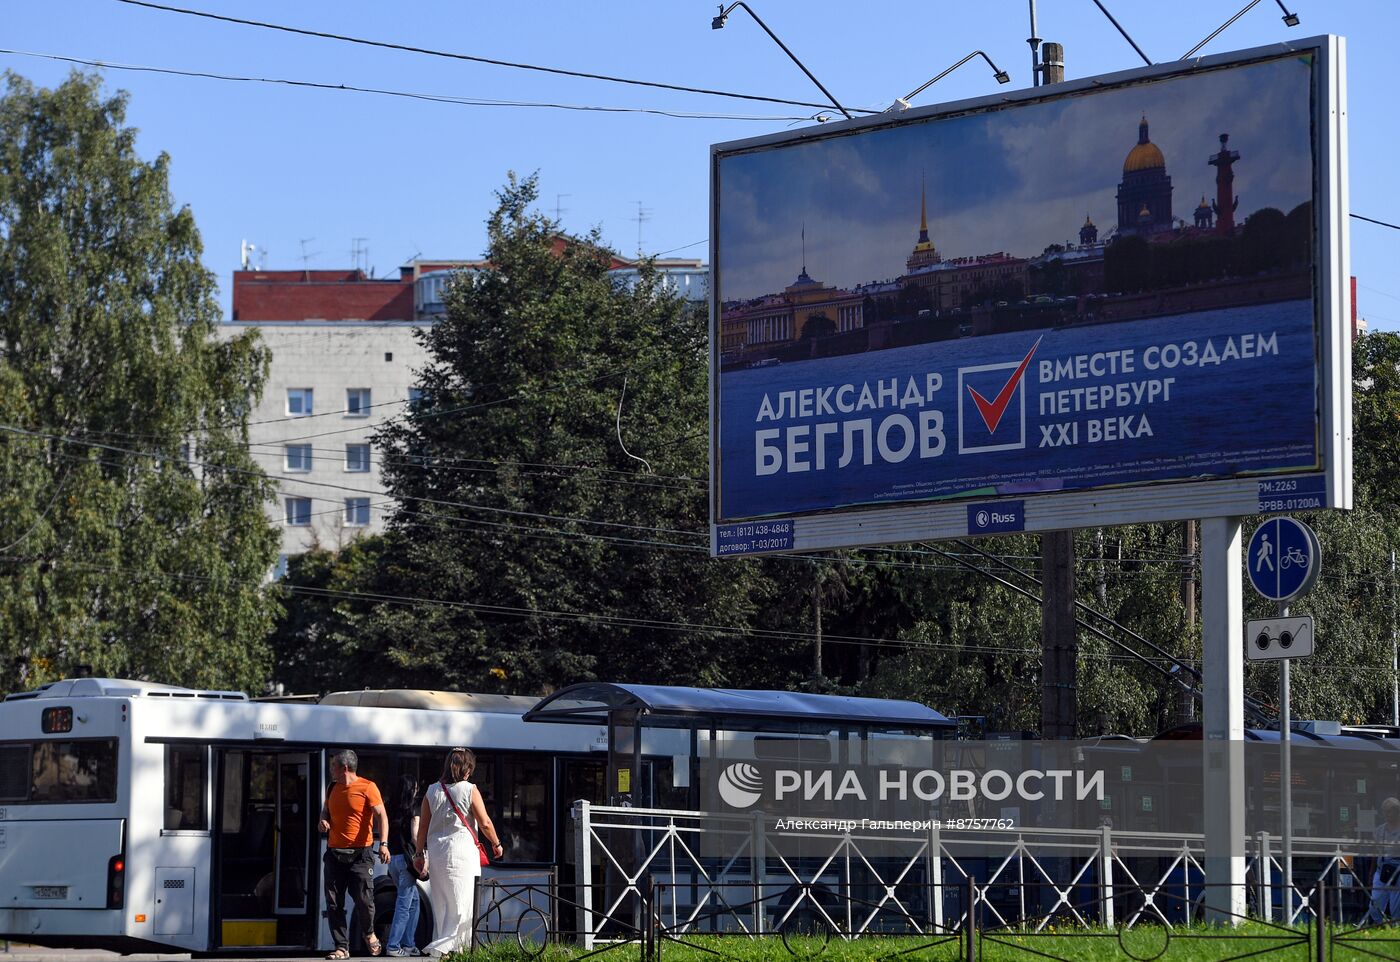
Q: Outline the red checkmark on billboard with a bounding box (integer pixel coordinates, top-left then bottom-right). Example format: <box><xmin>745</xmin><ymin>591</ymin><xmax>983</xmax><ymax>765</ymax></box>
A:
<box><xmin>966</xmin><ymin>336</ymin><xmax>1043</xmax><ymax>434</ymax></box>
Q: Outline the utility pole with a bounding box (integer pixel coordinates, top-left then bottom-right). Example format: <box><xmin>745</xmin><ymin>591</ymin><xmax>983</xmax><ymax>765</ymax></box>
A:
<box><xmin>1035</xmin><ymin>30</ymin><xmax>1077</xmax><ymax>739</ymax></box>
<box><xmin>1039</xmin><ymin>42</ymin><xmax>1065</xmax><ymax>84</ymax></box>
<box><xmin>1179</xmin><ymin>520</ymin><xmax>1198</xmax><ymax>724</ymax></box>
<box><xmin>1392</xmin><ymin>549</ymin><xmax>1398</xmax><ymax>728</ymax></box>
<box><xmin>1041</xmin><ymin>531</ymin><xmax>1078</xmax><ymax>737</ymax></box>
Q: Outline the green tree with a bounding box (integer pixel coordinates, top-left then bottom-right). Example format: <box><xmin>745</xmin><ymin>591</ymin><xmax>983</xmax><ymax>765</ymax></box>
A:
<box><xmin>858</xmin><ymin>527</ymin><xmax>1192</xmax><ymax>736</ymax></box>
<box><xmin>0</xmin><ymin>72</ymin><xmax>280</xmax><ymax>696</ymax></box>
<box><xmin>352</xmin><ymin>173</ymin><xmax>784</xmax><ymax>695</ymax></box>
<box><xmin>268</xmin><ymin>538</ymin><xmax>387</xmax><ymax>695</ymax></box>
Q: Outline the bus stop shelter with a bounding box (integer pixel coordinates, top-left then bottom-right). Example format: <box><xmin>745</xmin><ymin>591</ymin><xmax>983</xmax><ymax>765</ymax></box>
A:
<box><xmin>523</xmin><ymin>682</ymin><xmax>955</xmax><ymax>807</ymax></box>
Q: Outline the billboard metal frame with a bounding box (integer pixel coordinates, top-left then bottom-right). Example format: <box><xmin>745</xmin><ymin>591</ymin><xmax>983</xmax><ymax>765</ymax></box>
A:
<box><xmin>708</xmin><ymin>36</ymin><xmax>1350</xmax><ymax>557</ymax></box>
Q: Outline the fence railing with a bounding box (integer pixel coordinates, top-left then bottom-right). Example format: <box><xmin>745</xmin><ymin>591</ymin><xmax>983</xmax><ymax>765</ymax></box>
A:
<box><xmin>560</xmin><ymin>801</ymin><xmax>1396</xmax><ymax>951</ymax></box>
<box><xmin>473</xmin><ymin>873</ymin><xmax>1400</xmax><ymax>961</ymax></box>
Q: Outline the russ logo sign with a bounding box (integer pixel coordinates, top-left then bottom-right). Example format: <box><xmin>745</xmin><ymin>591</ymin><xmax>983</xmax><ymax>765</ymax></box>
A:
<box><xmin>957</xmin><ymin>337</ymin><xmax>1042</xmax><ymax>454</ymax></box>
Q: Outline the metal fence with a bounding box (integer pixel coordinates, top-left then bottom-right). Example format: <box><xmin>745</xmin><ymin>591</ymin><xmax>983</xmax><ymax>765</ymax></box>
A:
<box><xmin>456</xmin><ymin>801</ymin><xmax>1400</xmax><ymax>960</ymax></box>
<box><xmin>473</xmin><ymin>874</ymin><xmax>1400</xmax><ymax>961</ymax></box>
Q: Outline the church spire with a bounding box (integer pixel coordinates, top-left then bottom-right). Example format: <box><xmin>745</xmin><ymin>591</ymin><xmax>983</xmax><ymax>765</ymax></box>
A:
<box><xmin>916</xmin><ymin>174</ymin><xmax>931</xmax><ymax>246</ymax></box>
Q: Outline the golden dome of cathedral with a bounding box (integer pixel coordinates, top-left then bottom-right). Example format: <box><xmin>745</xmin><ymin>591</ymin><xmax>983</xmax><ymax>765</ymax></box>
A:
<box><xmin>1123</xmin><ymin>115</ymin><xmax>1166</xmax><ymax>172</ymax></box>
<box><xmin>1124</xmin><ymin>141</ymin><xmax>1165</xmax><ymax>172</ymax></box>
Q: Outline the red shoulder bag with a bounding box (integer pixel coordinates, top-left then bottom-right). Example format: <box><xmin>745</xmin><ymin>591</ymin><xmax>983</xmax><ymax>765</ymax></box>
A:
<box><xmin>440</xmin><ymin>780</ymin><xmax>490</xmax><ymax>867</ymax></box>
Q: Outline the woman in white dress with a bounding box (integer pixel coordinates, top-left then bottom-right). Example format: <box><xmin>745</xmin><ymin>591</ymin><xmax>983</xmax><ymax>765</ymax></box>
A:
<box><xmin>412</xmin><ymin>748</ymin><xmax>504</xmax><ymax>957</ymax></box>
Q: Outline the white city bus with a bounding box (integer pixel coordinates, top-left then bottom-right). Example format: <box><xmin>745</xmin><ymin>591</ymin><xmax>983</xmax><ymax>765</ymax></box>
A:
<box><xmin>0</xmin><ymin>677</ymin><xmax>951</xmax><ymax>953</ymax></box>
<box><xmin>0</xmin><ymin>677</ymin><xmax>687</xmax><ymax>953</ymax></box>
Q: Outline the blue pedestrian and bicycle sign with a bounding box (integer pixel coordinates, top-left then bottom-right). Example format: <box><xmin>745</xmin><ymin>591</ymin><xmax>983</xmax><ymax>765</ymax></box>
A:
<box><xmin>1246</xmin><ymin>517</ymin><xmax>1320</xmax><ymax>602</ymax></box>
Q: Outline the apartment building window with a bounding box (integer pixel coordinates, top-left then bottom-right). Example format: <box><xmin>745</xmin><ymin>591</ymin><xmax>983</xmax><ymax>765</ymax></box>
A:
<box><xmin>285</xmin><ymin>497</ymin><xmax>313</xmax><ymax>526</ymax></box>
<box><xmin>287</xmin><ymin>388</ymin><xmax>314</xmax><ymax>417</ymax></box>
<box><xmin>344</xmin><ymin>498</ymin><xmax>370</xmax><ymax>527</ymax></box>
<box><xmin>345</xmin><ymin>444</ymin><xmax>371</xmax><ymax>473</ymax></box>
<box><xmin>408</xmin><ymin>387</ymin><xmax>425</xmax><ymax>411</ymax></box>
<box><xmin>346</xmin><ymin>388</ymin><xmax>371</xmax><ymax>417</ymax></box>
<box><xmin>285</xmin><ymin>444</ymin><xmax>313</xmax><ymax>472</ymax></box>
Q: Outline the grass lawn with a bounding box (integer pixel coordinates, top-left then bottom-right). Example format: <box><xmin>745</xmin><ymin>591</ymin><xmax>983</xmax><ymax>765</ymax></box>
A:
<box><xmin>454</xmin><ymin>923</ymin><xmax>1400</xmax><ymax>961</ymax></box>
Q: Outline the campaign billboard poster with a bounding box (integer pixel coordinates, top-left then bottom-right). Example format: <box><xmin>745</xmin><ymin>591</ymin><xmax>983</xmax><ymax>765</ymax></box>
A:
<box><xmin>709</xmin><ymin>38</ymin><xmax>1350</xmax><ymax>556</ymax></box>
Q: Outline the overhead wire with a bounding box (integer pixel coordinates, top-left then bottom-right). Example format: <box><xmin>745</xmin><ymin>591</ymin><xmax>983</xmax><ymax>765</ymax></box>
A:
<box><xmin>110</xmin><ymin>0</ymin><xmax>880</xmax><ymax>115</ymax></box>
<box><xmin>0</xmin><ymin>548</ymin><xmax>1194</xmax><ymax>666</ymax></box>
<box><xmin>0</xmin><ymin>423</ymin><xmax>709</xmax><ymax>541</ymax></box>
<box><xmin>9</xmin><ymin>448</ymin><xmax>1398</xmax><ymax>683</ymax></box>
<box><xmin>0</xmin><ymin>49</ymin><xmax>812</xmax><ymax>123</ymax></box>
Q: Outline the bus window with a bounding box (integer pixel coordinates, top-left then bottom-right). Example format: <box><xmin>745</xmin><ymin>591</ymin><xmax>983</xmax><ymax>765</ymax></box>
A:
<box><xmin>0</xmin><ymin>744</ymin><xmax>29</xmax><ymax>801</ymax></box>
<box><xmin>498</xmin><ymin>755</ymin><xmax>550</xmax><ymax>863</ymax></box>
<box><xmin>28</xmin><ymin>740</ymin><xmax>117</xmax><ymax>803</ymax></box>
<box><xmin>472</xmin><ymin>755</ymin><xmax>495</xmax><ymax>811</ymax></box>
<box><xmin>353</xmin><ymin>753</ymin><xmax>393</xmax><ymax>799</ymax></box>
<box><xmin>249</xmin><ymin>754</ymin><xmax>276</xmax><ymax>805</ymax></box>
<box><xmin>164</xmin><ymin>745</ymin><xmax>208</xmax><ymax>830</ymax></box>
<box><xmin>222</xmin><ymin>752</ymin><xmax>245</xmax><ymax>833</ymax></box>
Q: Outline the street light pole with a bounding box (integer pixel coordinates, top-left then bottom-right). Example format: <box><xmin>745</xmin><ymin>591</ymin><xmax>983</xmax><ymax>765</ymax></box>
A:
<box><xmin>1027</xmin><ymin>0</ymin><xmax>1041</xmax><ymax>87</ymax></box>
<box><xmin>1392</xmin><ymin>549</ymin><xmax>1397</xmax><ymax>728</ymax></box>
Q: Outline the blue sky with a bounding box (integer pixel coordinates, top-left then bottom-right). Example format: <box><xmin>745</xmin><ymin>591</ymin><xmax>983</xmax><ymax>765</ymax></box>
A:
<box><xmin>1</xmin><ymin>1</ymin><xmax>1397</xmax><ymax>327</ymax></box>
<box><xmin>718</xmin><ymin>54</ymin><xmax>1314</xmax><ymax>300</ymax></box>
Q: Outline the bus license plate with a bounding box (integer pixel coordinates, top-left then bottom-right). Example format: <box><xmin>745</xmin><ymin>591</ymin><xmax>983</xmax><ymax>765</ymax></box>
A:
<box><xmin>32</xmin><ymin>886</ymin><xmax>67</xmax><ymax>899</ymax></box>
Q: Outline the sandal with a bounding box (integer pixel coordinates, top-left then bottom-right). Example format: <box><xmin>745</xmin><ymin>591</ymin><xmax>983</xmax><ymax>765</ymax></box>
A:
<box><xmin>326</xmin><ymin>949</ymin><xmax>350</xmax><ymax>960</ymax></box>
<box><xmin>367</xmin><ymin>935</ymin><xmax>384</xmax><ymax>957</ymax></box>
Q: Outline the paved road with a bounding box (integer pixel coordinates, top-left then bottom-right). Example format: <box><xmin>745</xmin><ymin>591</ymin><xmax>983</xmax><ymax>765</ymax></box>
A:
<box><xmin>1</xmin><ymin>950</ymin><xmax>188</xmax><ymax>962</ymax></box>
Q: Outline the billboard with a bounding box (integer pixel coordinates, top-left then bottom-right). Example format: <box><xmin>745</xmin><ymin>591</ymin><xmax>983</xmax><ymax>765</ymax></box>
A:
<box><xmin>709</xmin><ymin>38</ymin><xmax>1350</xmax><ymax>556</ymax></box>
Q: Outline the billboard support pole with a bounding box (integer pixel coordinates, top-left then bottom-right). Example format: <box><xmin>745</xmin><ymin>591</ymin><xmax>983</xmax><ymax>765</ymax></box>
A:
<box><xmin>1201</xmin><ymin>516</ymin><xmax>1246</xmax><ymax>923</ymax></box>
<box><xmin>1279</xmin><ymin>606</ymin><xmax>1294</xmax><ymax>922</ymax></box>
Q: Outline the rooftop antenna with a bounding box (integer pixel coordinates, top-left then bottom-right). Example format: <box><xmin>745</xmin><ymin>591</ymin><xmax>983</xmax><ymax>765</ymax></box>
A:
<box><xmin>351</xmin><ymin>237</ymin><xmax>369</xmax><ymax>274</ymax></box>
<box><xmin>298</xmin><ymin>237</ymin><xmax>320</xmax><ymax>274</ymax></box>
<box><xmin>555</xmin><ymin>193</ymin><xmax>571</xmax><ymax>224</ymax></box>
<box><xmin>240</xmin><ymin>239</ymin><xmax>257</xmax><ymax>270</ymax></box>
<box><xmin>634</xmin><ymin>201</ymin><xmax>651</xmax><ymax>257</ymax></box>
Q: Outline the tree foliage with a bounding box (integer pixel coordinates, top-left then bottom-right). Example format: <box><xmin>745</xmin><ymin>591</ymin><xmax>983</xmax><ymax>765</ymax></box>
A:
<box><xmin>304</xmin><ymin>172</ymin><xmax>788</xmax><ymax>695</ymax></box>
<box><xmin>0</xmin><ymin>72</ymin><xmax>281</xmax><ymax>696</ymax></box>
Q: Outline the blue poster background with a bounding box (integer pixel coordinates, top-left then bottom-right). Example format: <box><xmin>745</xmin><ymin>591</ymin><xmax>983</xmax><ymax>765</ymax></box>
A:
<box><xmin>716</xmin><ymin>299</ymin><xmax>1317</xmax><ymax>521</ymax></box>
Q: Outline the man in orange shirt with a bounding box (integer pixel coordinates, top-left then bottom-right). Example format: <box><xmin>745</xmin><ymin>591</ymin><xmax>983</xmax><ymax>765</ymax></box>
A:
<box><xmin>319</xmin><ymin>749</ymin><xmax>390</xmax><ymax>959</ymax></box>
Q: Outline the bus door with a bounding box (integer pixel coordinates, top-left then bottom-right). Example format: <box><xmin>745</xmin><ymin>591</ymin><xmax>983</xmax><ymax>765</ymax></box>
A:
<box><xmin>274</xmin><ymin>755</ymin><xmax>311</xmax><ymax>917</ymax></box>
<box><xmin>214</xmin><ymin>748</ymin><xmax>319</xmax><ymax>949</ymax></box>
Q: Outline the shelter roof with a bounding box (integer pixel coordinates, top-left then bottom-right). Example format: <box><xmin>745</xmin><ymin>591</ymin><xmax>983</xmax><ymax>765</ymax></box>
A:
<box><xmin>522</xmin><ymin>682</ymin><xmax>952</xmax><ymax>732</ymax></box>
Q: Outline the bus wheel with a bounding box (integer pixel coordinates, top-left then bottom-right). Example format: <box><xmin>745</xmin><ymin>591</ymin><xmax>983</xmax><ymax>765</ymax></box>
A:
<box><xmin>415</xmin><ymin>895</ymin><xmax>434</xmax><ymax>952</ymax></box>
<box><xmin>372</xmin><ymin>875</ymin><xmax>397</xmax><ymax>949</ymax></box>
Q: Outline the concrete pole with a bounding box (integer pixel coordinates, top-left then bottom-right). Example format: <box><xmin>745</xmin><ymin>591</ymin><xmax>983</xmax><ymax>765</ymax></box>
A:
<box><xmin>1180</xmin><ymin>521</ymin><xmax>1199</xmax><ymax>724</ymax></box>
<box><xmin>1201</xmin><ymin>516</ymin><xmax>1246</xmax><ymax>923</ymax></box>
<box><xmin>1041</xmin><ymin>531</ymin><xmax>1078</xmax><ymax>738</ymax></box>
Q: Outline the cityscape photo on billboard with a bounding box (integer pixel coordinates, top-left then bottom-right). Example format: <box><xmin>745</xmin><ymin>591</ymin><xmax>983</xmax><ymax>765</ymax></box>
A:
<box><xmin>713</xmin><ymin>51</ymin><xmax>1323</xmax><ymax>529</ymax></box>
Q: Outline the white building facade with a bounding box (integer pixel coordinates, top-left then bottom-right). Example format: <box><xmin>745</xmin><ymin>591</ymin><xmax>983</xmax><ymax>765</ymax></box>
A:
<box><xmin>219</xmin><ymin>321</ymin><xmax>432</xmax><ymax>571</ymax></box>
